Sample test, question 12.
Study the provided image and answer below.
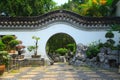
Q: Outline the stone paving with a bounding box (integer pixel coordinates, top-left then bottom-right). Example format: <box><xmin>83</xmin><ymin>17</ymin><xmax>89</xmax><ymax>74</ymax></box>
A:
<box><xmin>0</xmin><ymin>63</ymin><xmax>120</xmax><ymax>80</ymax></box>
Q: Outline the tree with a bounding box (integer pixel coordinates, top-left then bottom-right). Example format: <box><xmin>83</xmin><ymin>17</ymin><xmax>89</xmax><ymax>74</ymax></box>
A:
<box><xmin>0</xmin><ymin>0</ymin><xmax>56</xmax><ymax>16</ymax></box>
<box><xmin>9</xmin><ymin>40</ymin><xmax>20</xmax><ymax>50</ymax></box>
<box><xmin>105</xmin><ymin>30</ymin><xmax>114</xmax><ymax>38</ymax></box>
<box><xmin>55</xmin><ymin>48</ymin><xmax>68</xmax><ymax>56</ymax></box>
<box><xmin>32</xmin><ymin>36</ymin><xmax>40</xmax><ymax>56</ymax></box>
<box><xmin>66</xmin><ymin>43</ymin><xmax>76</xmax><ymax>53</ymax></box>
<box><xmin>60</xmin><ymin>0</ymin><xmax>119</xmax><ymax>17</ymax></box>
<box><xmin>78</xmin><ymin>0</ymin><xmax>113</xmax><ymax>17</ymax></box>
<box><xmin>105</xmin><ymin>31</ymin><xmax>115</xmax><ymax>48</ymax></box>
<box><xmin>1</xmin><ymin>35</ymin><xmax>21</xmax><ymax>52</ymax></box>
<box><xmin>1</xmin><ymin>35</ymin><xmax>15</xmax><ymax>51</ymax></box>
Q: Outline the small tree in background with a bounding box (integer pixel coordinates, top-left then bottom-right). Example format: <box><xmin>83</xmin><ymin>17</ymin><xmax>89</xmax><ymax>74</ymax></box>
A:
<box><xmin>105</xmin><ymin>30</ymin><xmax>115</xmax><ymax>49</ymax></box>
<box><xmin>9</xmin><ymin>40</ymin><xmax>20</xmax><ymax>50</ymax></box>
<box><xmin>66</xmin><ymin>43</ymin><xmax>76</xmax><ymax>54</ymax></box>
<box><xmin>55</xmin><ymin>48</ymin><xmax>68</xmax><ymax>56</ymax></box>
<box><xmin>32</xmin><ymin>36</ymin><xmax>40</xmax><ymax>56</ymax></box>
<box><xmin>86</xmin><ymin>42</ymin><xmax>100</xmax><ymax>59</ymax></box>
<box><xmin>1</xmin><ymin>35</ymin><xmax>23</xmax><ymax>53</ymax></box>
<box><xmin>1</xmin><ymin>35</ymin><xmax>15</xmax><ymax>51</ymax></box>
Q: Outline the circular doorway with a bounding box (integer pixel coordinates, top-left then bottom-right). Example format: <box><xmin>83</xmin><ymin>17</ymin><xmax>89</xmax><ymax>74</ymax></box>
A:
<box><xmin>46</xmin><ymin>33</ymin><xmax>76</xmax><ymax>62</ymax></box>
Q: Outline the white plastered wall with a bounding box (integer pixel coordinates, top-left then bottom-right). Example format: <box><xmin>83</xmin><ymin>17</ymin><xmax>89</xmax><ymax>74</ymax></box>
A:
<box><xmin>0</xmin><ymin>22</ymin><xmax>119</xmax><ymax>60</ymax></box>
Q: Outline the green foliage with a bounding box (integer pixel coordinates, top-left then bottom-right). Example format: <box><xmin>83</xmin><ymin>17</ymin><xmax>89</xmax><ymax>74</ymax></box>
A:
<box><xmin>32</xmin><ymin>36</ymin><xmax>40</xmax><ymax>41</ymax></box>
<box><xmin>0</xmin><ymin>40</ymin><xmax>5</xmax><ymax>51</ymax></box>
<box><xmin>1</xmin><ymin>35</ymin><xmax>22</xmax><ymax>51</ymax></box>
<box><xmin>107</xmin><ymin>39</ymin><xmax>115</xmax><ymax>44</ymax></box>
<box><xmin>66</xmin><ymin>43</ymin><xmax>76</xmax><ymax>54</ymax></box>
<box><xmin>98</xmin><ymin>42</ymin><xmax>104</xmax><ymax>49</ymax></box>
<box><xmin>0</xmin><ymin>0</ymin><xmax>56</xmax><ymax>16</ymax></box>
<box><xmin>0</xmin><ymin>0</ymin><xmax>119</xmax><ymax>17</ymax></box>
<box><xmin>1</xmin><ymin>35</ymin><xmax>15</xmax><ymax>45</ymax></box>
<box><xmin>9</xmin><ymin>40</ymin><xmax>19</xmax><ymax>50</ymax></box>
<box><xmin>78</xmin><ymin>0</ymin><xmax>113</xmax><ymax>17</ymax></box>
<box><xmin>60</xmin><ymin>0</ymin><xmax>118</xmax><ymax>17</ymax></box>
<box><xmin>105</xmin><ymin>31</ymin><xmax>115</xmax><ymax>49</ymax></box>
<box><xmin>32</xmin><ymin>36</ymin><xmax>40</xmax><ymax>55</ymax></box>
<box><xmin>111</xmin><ymin>24</ymin><xmax>120</xmax><ymax>33</ymax></box>
<box><xmin>0</xmin><ymin>51</ymin><xmax>10</xmax><ymax>66</ymax></box>
<box><xmin>104</xmin><ymin>42</ymin><xmax>113</xmax><ymax>48</ymax></box>
<box><xmin>55</xmin><ymin>48</ymin><xmax>68</xmax><ymax>56</ymax></box>
<box><xmin>105</xmin><ymin>31</ymin><xmax>114</xmax><ymax>38</ymax></box>
<box><xmin>46</xmin><ymin>33</ymin><xmax>76</xmax><ymax>54</ymax></box>
<box><xmin>27</xmin><ymin>46</ymin><xmax>36</xmax><ymax>52</ymax></box>
<box><xmin>1</xmin><ymin>35</ymin><xmax>15</xmax><ymax>51</ymax></box>
<box><xmin>86</xmin><ymin>41</ymin><xmax>100</xmax><ymax>58</ymax></box>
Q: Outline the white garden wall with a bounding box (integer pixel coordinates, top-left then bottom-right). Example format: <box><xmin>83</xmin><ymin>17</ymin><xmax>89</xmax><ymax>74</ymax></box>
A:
<box><xmin>0</xmin><ymin>22</ymin><xmax>119</xmax><ymax>60</ymax></box>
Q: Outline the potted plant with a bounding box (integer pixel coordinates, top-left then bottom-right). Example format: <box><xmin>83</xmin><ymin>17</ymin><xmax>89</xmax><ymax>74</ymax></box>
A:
<box><xmin>0</xmin><ymin>51</ymin><xmax>10</xmax><ymax>75</ymax></box>
<box><xmin>9</xmin><ymin>40</ymin><xmax>20</xmax><ymax>53</ymax></box>
<box><xmin>1</xmin><ymin>35</ymin><xmax>15</xmax><ymax>52</ymax></box>
<box><xmin>30</xmin><ymin>36</ymin><xmax>41</xmax><ymax>58</ymax></box>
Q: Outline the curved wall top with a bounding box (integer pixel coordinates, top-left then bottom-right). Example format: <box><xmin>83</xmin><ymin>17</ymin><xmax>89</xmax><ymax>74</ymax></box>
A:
<box><xmin>0</xmin><ymin>10</ymin><xmax>120</xmax><ymax>31</ymax></box>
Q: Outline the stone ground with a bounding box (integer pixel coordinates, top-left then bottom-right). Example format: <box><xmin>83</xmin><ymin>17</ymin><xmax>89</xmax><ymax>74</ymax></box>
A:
<box><xmin>0</xmin><ymin>63</ymin><xmax>120</xmax><ymax>80</ymax></box>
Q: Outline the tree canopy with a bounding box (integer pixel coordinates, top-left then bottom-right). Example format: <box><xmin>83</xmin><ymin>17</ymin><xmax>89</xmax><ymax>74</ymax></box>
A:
<box><xmin>0</xmin><ymin>0</ymin><xmax>56</xmax><ymax>16</ymax></box>
<box><xmin>60</xmin><ymin>0</ymin><xmax>119</xmax><ymax>17</ymax></box>
<box><xmin>0</xmin><ymin>0</ymin><xmax>119</xmax><ymax>17</ymax></box>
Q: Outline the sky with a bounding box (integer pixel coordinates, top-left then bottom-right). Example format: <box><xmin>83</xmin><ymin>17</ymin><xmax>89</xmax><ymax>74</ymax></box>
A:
<box><xmin>53</xmin><ymin>0</ymin><xmax>68</xmax><ymax>6</ymax></box>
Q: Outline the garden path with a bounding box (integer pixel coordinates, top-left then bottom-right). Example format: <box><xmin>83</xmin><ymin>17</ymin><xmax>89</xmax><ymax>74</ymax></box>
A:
<box><xmin>0</xmin><ymin>63</ymin><xmax>120</xmax><ymax>80</ymax></box>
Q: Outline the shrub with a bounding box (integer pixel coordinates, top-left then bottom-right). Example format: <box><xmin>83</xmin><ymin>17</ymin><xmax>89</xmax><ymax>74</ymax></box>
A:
<box><xmin>55</xmin><ymin>48</ymin><xmax>68</xmax><ymax>56</ymax></box>
<box><xmin>0</xmin><ymin>40</ymin><xmax>5</xmax><ymax>51</ymax></box>
<box><xmin>9</xmin><ymin>40</ymin><xmax>19</xmax><ymax>50</ymax></box>
<box><xmin>66</xmin><ymin>43</ymin><xmax>76</xmax><ymax>54</ymax></box>
<box><xmin>105</xmin><ymin>31</ymin><xmax>114</xmax><ymax>38</ymax></box>
<box><xmin>86</xmin><ymin>43</ymin><xmax>100</xmax><ymax>59</ymax></box>
<box><xmin>0</xmin><ymin>51</ymin><xmax>10</xmax><ymax>66</ymax></box>
<box><xmin>1</xmin><ymin>35</ymin><xmax>15</xmax><ymax>45</ymax></box>
<box><xmin>1</xmin><ymin>35</ymin><xmax>15</xmax><ymax>51</ymax></box>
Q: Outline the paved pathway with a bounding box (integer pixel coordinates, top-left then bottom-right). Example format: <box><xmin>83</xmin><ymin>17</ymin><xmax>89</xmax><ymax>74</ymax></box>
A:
<box><xmin>0</xmin><ymin>63</ymin><xmax>120</xmax><ymax>80</ymax></box>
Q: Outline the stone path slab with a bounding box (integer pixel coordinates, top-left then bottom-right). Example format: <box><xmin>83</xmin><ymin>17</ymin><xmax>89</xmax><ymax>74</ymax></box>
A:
<box><xmin>0</xmin><ymin>63</ymin><xmax>120</xmax><ymax>80</ymax></box>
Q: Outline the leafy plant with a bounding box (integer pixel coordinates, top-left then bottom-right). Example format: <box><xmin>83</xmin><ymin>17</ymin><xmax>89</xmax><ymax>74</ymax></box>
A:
<box><xmin>105</xmin><ymin>31</ymin><xmax>114</xmax><ymax>38</ymax></box>
<box><xmin>66</xmin><ymin>43</ymin><xmax>76</xmax><ymax>54</ymax></box>
<box><xmin>86</xmin><ymin>42</ymin><xmax>100</xmax><ymax>58</ymax></box>
<box><xmin>0</xmin><ymin>0</ymin><xmax>56</xmax><ymax>16</ymax></box>
<box><xmin>111</xmin><ymin>24</ymin><xmax>120</xmax><ymax>33</ymax></box>
<box><xmin>1</xmin><ymin>35</ymin><xmax>15</xmax><ymax>51</ymax></box>
<box><xmin>32</xmin><ymin>36</ymin><xmax>40</xmax><ymax>56</ymax></box>
<box><xmin>9</xmin><ymin>40</ymin><xmax>19</xmax><ymax>50</ymax></box>
<box><xmin>0</xmin><ymin>51</ymin><xmax>10</xmax><ymax>66</ymax></box>
<box><xmin>55</xmin><ymin>48</ymin><xmax>68</xmax><ymax>56</ymax></box>
<box><xmin>27</xmin><ymin>46</ymin><xmax>36</xmax><ymax>52</ymax></box>
<box><xmin>105</xmin><ymin>30</ymin><xmax>115</xmax><ymax>49</ymax></box>
<box><xmin>0</xmin><ymin>40</ymin><xmax>5</xmax><ymax>51</ymax></box>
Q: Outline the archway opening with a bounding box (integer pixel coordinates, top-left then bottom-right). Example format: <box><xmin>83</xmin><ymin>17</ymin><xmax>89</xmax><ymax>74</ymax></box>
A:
<box><xmin>46</xmin><ymin>33</ymin><xmax>76</xmax><ymax>62</ymax></box>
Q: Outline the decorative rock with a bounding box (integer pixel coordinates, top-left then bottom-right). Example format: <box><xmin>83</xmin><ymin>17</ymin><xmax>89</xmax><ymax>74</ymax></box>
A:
<box><xmin>70</xmin><ymin>43</ymin><xmax>87</xmax><ymax>66</ymax></box>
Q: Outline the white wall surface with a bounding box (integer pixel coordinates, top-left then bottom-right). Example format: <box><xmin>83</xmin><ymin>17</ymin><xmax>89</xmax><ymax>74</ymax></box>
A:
<box><xmin>0</xmin><ymin>23</ymin><xmax>119</xmax><ymax>59</ymax></box>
